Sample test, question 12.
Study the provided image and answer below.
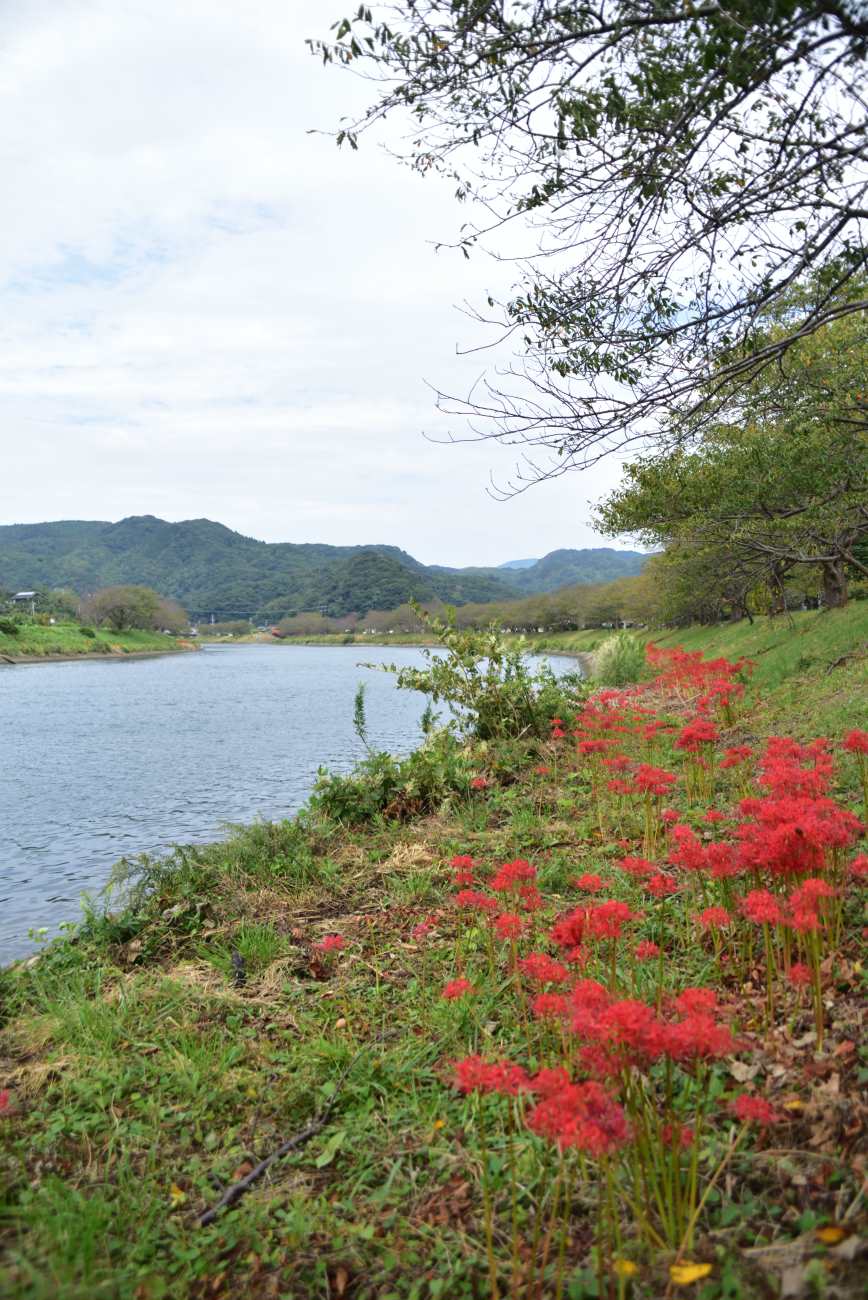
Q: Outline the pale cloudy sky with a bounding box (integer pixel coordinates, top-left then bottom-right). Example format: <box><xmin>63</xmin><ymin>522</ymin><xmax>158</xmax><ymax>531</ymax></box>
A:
<box><xmin>0</xmin><ymin>0</ymin><xmax>631</xmax><ymax>567</ymax></box>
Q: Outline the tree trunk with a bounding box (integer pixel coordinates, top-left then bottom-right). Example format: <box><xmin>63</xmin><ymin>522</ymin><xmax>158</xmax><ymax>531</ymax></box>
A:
<box><xmin>821</xmin><ymin>560</ymin><xmax>848</xmax><ymax>608</ymax></box>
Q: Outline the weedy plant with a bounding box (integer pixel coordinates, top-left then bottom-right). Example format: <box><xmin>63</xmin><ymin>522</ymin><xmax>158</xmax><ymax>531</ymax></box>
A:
<box><xmin>370</xmin><ymin>602</ymin><xmax>582</xmax><ymax>740</ymax></box>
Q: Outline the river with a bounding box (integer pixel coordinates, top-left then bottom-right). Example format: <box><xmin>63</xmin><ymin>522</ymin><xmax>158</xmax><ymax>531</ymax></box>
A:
<box><xmin>0</xmin><ymin>643</ymin><xmax>577</xmax><ymax>961</ymax></box>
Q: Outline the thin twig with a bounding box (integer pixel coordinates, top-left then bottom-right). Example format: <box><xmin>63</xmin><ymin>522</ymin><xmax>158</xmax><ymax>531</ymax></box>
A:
<box><xmin>197</xmin><ymin>1061</ymin><xmax>353</xmax><ymax>1227</ymax></box>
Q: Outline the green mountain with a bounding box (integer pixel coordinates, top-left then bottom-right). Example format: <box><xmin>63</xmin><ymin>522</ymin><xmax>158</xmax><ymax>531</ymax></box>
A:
<box><xmin>492</xmin><ymin>548</ymin><xmax>648</xmax><ymax>594</ymax></box>
<box><xmin>0</xmin><ymin>517</ymin><xmax>646</xmax><ymax>620</ymax></box>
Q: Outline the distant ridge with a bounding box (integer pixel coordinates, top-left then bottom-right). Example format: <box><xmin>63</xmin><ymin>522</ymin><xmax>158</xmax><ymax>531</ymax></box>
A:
<box><xmin>0</xmin><ymin>516</ymin><xmax>647</xmax><ymax>621</ymax></box>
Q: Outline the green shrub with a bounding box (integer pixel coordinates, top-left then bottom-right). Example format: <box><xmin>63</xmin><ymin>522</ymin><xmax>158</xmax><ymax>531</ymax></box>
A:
<box><xmin>0</xmin><ymin>618</ymin><xmax>20</xmax><ymax>636</ymax></box>
<box><xmin>311</xmin><ymin>730</ymin><xmax>478</xmax><ymax>826</ymax></box>
<box><xmin>371</xmin><ymin>603</ymin><xmax>582</xmax><ymax>740</ymax></box>
<box><xmin>78</xmin><ymin>626</ymin><xmax>97</xmax><ymax>638</ymax></box>
<box><xmin>592</xmin><ymin>631</ymin><xmax>647</xmax><ymax>687</ymax></box>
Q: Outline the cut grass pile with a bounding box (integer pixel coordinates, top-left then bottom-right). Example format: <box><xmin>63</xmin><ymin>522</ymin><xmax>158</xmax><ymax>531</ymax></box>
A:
<box><xmin>0</xmin><ymin>613</ymin><xmax>866</xmax><ymax>1300</ymax></box>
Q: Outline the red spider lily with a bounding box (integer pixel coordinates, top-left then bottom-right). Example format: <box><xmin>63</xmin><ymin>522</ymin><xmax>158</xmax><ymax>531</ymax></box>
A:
<box><xmin>632</xmin><ymin>764</ymin><xmax>678</xmax><ymax>796</ymax></box>
<box><xmin>668</xmin><ymin>825</ymin><xmax>740</xmax><ymax>879</ymax></box>
<box><xmin>739</xmin><ymin>889</ymin><xmax>784</xmax><ymax>926</ymax></box>
<box><xmin>602</xmin><ymin>754</ymin><xmax>632</xmax><ymax>772</ymax></box>
<box><xmin>758</xmin><ymin>736</ymin><xmax>833</xmax><ymax>799</ymax></box>
<box><xmin>570</xmin><ymin>978</ymin><xmax>612</xmax><ymax>1013</ymax></box>
<box><xmin>529</xmin><ymin>1066</ymin><xmax>571</xmax><ymax>1097</ymax></box>
<box><xmin>518</xmin><ymin>883</ymin><xmax>544</xmax><ymax>913</ymax></box>
<box><xmin>453</xmin><ymin>1056</ymin><xmax>530</xmax><ymax>1096</ymax></box>
<box><xmin>788</xmin><ymin>878</ymin><xmax>836</xmax><ymax>912</ymax></box>
<box><xmin>787</xmin><ymin>962</ymin><xmax>811</xmax><ymax>986</ymax></box>
<box><xmin>411</xmin><ymin>919</ymin><xmax>436</xmax><ymax>941</ymax></box>
<box><xmin>676</xmin><ymin>717</ymin><xmax>719</xmax><ymax>753</ymax></box>
<box><xmin>526</xmin><ymin>1078</ymin><xmax>630</xmax><ymax>1155</ymax></box>
<box><xmin>851</xmin><ymin>854</ymin><xmax>868</xmax><ymax>879</ymax></box>
<box><xmin>843</xmin><ymin>729</ymin><xmax>868</xmax><ymax>754</ymax></box>
<box><xmin>450</xmin><ymin>854</ymin><xmax>477</xmax><ymax>885</ymax></box>
<box><xmin>452</xmin><ymin>889</ymin><xmax>500</xmax><ymax>915</ymax></box>
<box><xmin>531</xmin><ymin>992</ymin><xmax>570</xmax><ymax>1021</ymax></box>
<box><xmin>550</xmin><ymin>907</ymin><xmax>587</xmax><ymax>950</ymax></box>
<box><xmin>720</xmin><ymin>744</ymin><xmax>753</xmax><ymax>769</ymax></box>
<box><xmin>313</xmin><ymin>934</ymin><xmax>346</xmax><ymax>953</ymax></box>
<box><xmin>674</xmin><ymin>987</ymin><xmax>718</xmax><ymax>1016</ymax></box>
<box><xmin>470</xmin><ymin>776</ymin><xmax>490</xmax><ymax>790</ymax></box>
<box><xmin>634</xmin><ymin>940</ymin><xmax>661</xmax><ymax>960</ymax></box>
<box><xmin>491</xmin><ymin>858</ymin><xmax>536</xmax><ymax>892</ymax></box>
<box><xmin>618</xmin><ymin>855</ymin><xmax>656</xmax><ymax>878</ymax></box>
<box><xmin>662</xmin><ymin>1122</ymin><xmax>694</xmax><ymax>1149</ymax></box>
<box><xmin>698</xmin><ymin>677</ymin><xmax>745</xmax><ymax>719</ymax></box>
<box><xmin>493</xmin><ymin>912</ymin><xmax>524</xmax><ymax>941</ymax></box>
<box><xmin>663</xmin><ymin>1013</ymin><xmax>738</xmax><ymax>1062</ymax></box>
<box><xmin>788</xmin><ymin>908</ymin><xmax>823</xmax><ymax>934</ymax></box>
<box><xmin>731</xmin><ymin>1094</ymin><xmax>780</xmax><ymax>1127</ymax></box>
<box><xmin>661</xmin><ymin>808</ymin><xmax>681</xmax><ymax>824</ymax></box>
<box><xmin>579</xmin><ymin>738</ymin><xmax>611</xmax><ymax>757</ymax></box>
<box><xmin>574</xmin><ymin>872</ymin><xmax>605</xmax><ymax>892</ymax></box>
<box><xmin>697</xmin><ymin>906</ymin><xmax>732</xmax><ymax>930</ymax></box>
<box><xmin>442</xmin><ymin>978</ymin><xmax>476</xmax><ymax>1000</ymax></box>
<box><xmin>586</xmin><ymin>899</ymin><xmax>641</xmax><ymax>939</ymax></box>
<box><xmin>551</xmin><ymin>717</ymin><xmax>566</xmax><ymax>740</ymax></box>
<box><xmin>668</xmin><ymin>824</ymin><xmax>708</xmax><ymax>872</ymax></box>
<box><xmin>596</xmin><ymin>999</ymin><xmax>670</xmax><ymax>1063</ymax></box>
<box><xmin>704</xmin><ymin>809</ymin><xmax>727</xmax><ymax>824</ymax></box>
<box><xmin>646</xmin><ymin>873</ymin><xmax>680</xmax><ymax>898</ymax></box>
<box><xmin>535</xmin><ymin>764</ymin><xmax>550</xmax><ymax>776</ymax></box>
<box><xmin>518</xmin><ymin>952</ymin><xmax>570</xmax><ymax>984</ymax></box>
<box><xmin>736</xmin><ymin>795</ymin><xmax>861</xmax><ymax>877</ymax></box>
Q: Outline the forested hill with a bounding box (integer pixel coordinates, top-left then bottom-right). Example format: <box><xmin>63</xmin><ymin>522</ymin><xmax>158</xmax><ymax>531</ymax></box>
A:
<box><xmin>0</xmin><ymin>517</ymin><xmax>646</xmax><ymax>619</ymax></box>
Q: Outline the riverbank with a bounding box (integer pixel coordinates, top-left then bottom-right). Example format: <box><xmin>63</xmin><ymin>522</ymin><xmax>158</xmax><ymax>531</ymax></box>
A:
<box><xmin>1</xmin><ymin>612</ymin><xmax>865</xmax><ymax>1298</ymax></box>
<box><xmin>0</xmin><ymin>621</ymin><xmax>198</xmax><ymax>662</ymax></box>
<box><xmin>200</xmin><ymin>630</ymin><xmax>595</xmax><ymax>669</ymax></box>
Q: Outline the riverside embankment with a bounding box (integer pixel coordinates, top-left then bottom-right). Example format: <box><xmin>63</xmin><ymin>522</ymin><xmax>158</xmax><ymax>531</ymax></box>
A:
<box><xmin>1</xmin><ymin>607</ymin><xmax>865</xmax><ymax>1299</ymax></box>
<box><xmin>0</xmin><ymin>621</ymin><xmax>197</xmax><ymax>664</ymax></box>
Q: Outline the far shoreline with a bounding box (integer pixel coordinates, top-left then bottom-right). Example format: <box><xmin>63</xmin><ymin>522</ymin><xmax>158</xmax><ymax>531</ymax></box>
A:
<box><xmin>199</xmin><ymin>634</ymin><xmax>593</xmax><ymax>671</ymax></box>
<box><xmin>0</xmin><ymin>644</ymin><xmax>199</xmax><ymax>667</ymax></box>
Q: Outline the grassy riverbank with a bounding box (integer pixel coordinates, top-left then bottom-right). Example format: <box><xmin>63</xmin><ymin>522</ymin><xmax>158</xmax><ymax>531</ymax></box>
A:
<box><xmin>0</xmin><ymin>621</ymin><xmax>196</xmax><ymax>661</ymax></box>
<box><xmin>1</xmin><ymin>610</ymin><xmax>866</xmax><ymax>1299</ymax></box>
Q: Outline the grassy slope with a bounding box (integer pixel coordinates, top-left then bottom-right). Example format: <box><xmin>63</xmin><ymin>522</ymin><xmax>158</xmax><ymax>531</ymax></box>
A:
<box><xmin>0</xmin><ymin>612</ymin><xmax>866</xmax><ymax>1300</ymax></box>
<box><xmin>0</xmin><ymin>622</ymin><xmax>192</xmax><ymax>659</ymax></box>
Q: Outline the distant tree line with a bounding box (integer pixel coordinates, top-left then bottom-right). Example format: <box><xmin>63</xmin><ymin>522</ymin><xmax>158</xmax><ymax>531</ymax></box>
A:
<box><xmin>0</xmin><ymin>584</ymin><xmax>190</xmax><ymax>634</ymax></box>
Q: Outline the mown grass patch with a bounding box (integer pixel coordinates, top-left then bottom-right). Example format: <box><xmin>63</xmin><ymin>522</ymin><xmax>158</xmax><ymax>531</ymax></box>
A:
<box><xmin>0</xmin><ymin>621</ymin><xmax>191</xmax><ymax>659</ymax></box>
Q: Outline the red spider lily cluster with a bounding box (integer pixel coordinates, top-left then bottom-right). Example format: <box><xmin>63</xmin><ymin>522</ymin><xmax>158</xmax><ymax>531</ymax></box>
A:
<box><xmin>423</xmin><ymin>644</ymin><xmax>864</xmax><ymax>1288</ymax></box>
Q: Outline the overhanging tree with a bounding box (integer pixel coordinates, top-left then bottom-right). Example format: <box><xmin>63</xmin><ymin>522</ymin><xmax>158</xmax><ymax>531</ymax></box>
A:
<box><xmin>313</xmin><ymin>2</ymin><xmax>868</xmax><ymax>486</ymax></box>
<box><xmin>596</xmin><ymin>306</ymin><xmax>868</xmax><ymax>606</ymax></box>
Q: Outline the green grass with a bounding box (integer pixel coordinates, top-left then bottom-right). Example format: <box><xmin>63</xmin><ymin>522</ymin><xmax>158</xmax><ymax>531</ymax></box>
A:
<box><xmin>1</xmin><ymin>611</ymin><xmax>866</xmax><ymax>1299</ymax></box>
<box><xmin>0</xmin><ymin>621</ymin><xmax>193</xmax><ymax>659</ymax></box>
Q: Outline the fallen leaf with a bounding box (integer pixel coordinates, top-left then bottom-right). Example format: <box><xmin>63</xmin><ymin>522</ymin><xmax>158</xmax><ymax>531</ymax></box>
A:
<box><xmin>670</xmin><ymin>1262</ymin><xmax>712</xmax><ymax>1285</ymax></box>
<box><xmin>729</xmin><ymin>1060</ymin><xmax>760</xmax><ymax>1083</ymax></box>
<box><xmin>169</xmin><ymin>1183</ymin><xmax>187</xmax><ymax>1207</ymax></box>
<box><xmin>815</xmin><ymin>1225</ymin><xmax>846</xmax><ymax>1244</ymax></box>
<box><xmin>333</xmin><ymin>1266</ymin><xmax>349</xmax><ymax>1296</ymax></box>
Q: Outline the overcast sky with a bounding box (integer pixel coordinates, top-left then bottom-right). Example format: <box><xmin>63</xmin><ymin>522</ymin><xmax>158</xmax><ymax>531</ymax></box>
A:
<box><xmin>0</xmin><ymin>0</ymin><xmax>634</xmax><ymax>567</ymax></box>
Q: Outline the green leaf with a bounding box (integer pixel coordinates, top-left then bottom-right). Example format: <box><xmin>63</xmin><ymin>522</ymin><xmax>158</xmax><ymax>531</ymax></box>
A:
<box><xmin>314</xmin><ymin>1129</ymin><xmax>346</xmax><ymax>1168</ymax></box>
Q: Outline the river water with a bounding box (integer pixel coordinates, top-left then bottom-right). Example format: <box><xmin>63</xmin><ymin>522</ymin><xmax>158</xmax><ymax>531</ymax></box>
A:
<box><xmin>0</xmin><ymin>644</ymin><xmax>577</xmax><ymax>962</ymax></box>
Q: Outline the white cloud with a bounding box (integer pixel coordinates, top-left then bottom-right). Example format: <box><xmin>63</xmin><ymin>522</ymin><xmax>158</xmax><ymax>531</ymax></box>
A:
<box><xmin>0</xmin><ymin>0</ymin><xmax>635</xmax><ymax>565</ymax></box>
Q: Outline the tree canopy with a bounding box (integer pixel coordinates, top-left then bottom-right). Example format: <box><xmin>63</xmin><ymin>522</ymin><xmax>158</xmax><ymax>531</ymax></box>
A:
<box><xmin>315</xmin><ymin>2</ymin><xmax>868</xmax><ymax>484</ymax></box>
<box><xmin>596</xmin><ymin>305</ymin><xmax>868</xmax><ymax>606</ymax></box>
